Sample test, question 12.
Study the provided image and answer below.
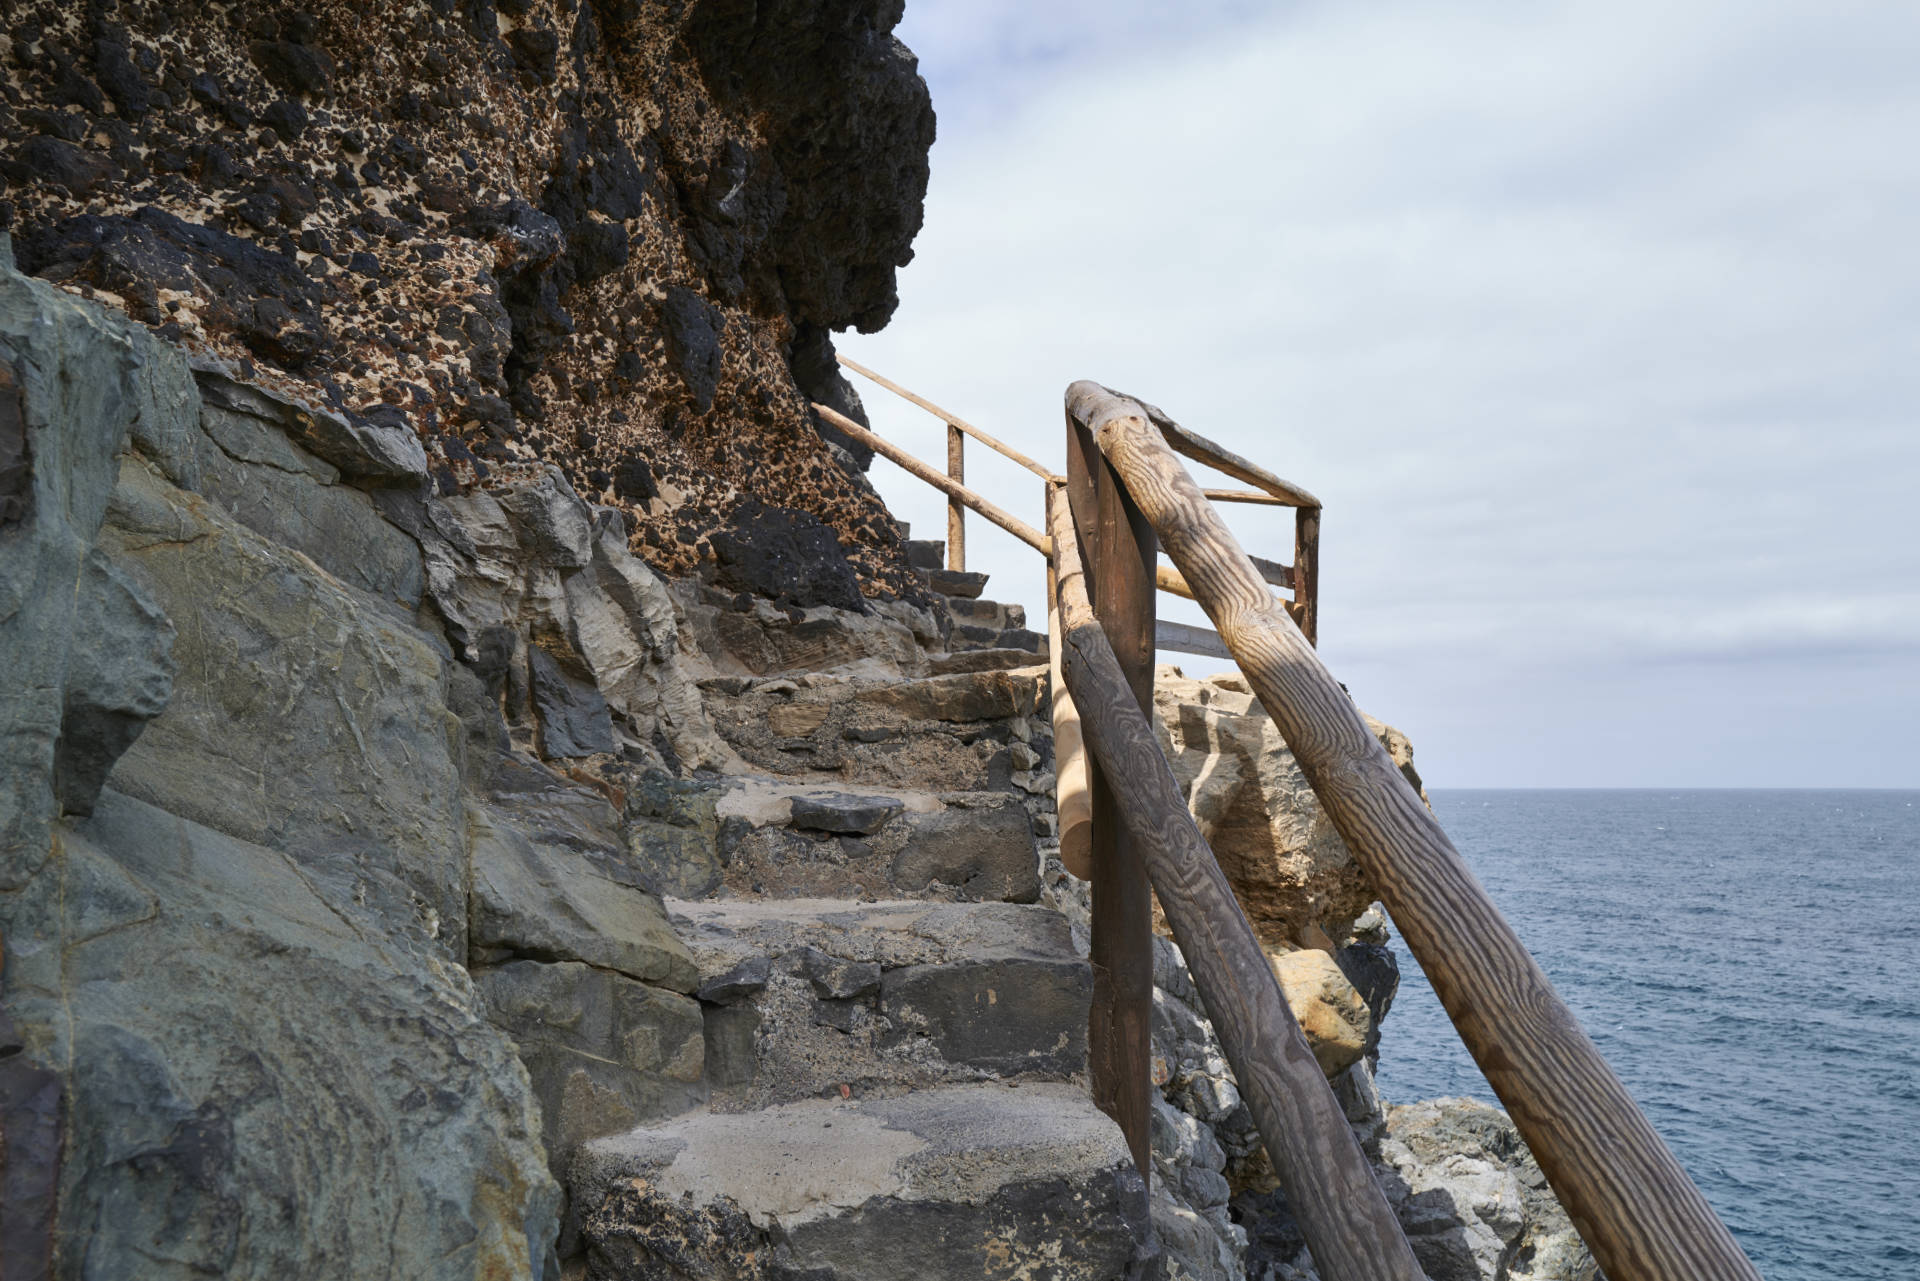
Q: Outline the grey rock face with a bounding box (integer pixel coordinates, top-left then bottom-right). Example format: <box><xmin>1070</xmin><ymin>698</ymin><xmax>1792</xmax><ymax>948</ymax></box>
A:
<box><xmin>529</xmin><ymin>644</ymin><xmax>618</xmax><ymax>758</ymax></box>
<box><xmin>187</xmin><ymin>376</ymin><xmax>426</xmax><ymax>613</ymax></box>
<box><xmin>469</xmin><ymin>802</ymin><xmax>697</xmax><ymax>993</ymax></box>
<box><xmin>3</xmin><ymin>789</ymin><xmax>560</xmax><ymax>1281</ymax></box>
<box><xmin>384</xmin><ymin>467</ymin><xmax>736</xmax><ymax>773</ymax></box>
<box><xmin>476</xmin><ymin>960</ymin><xmax>704</xmax><ymax>1166</ymax></box>
<box><xmin>575</xmin><ymin>1084</ymin><xmax>1149</xmax><ymax>1281</ymax></box>
<box><xmin>0</xmin><ymin>254</ymin><xmax>188</xmax><ymax>888</ymax></box>
<box><xmin>99</xmin><ymin>455</ymin><xmax>472</xmax><ymax>952</ymax></box>
<box><xmin>0</xmin><ymin>260</ymin><xmax>692</xmax><ymax>1278</ymax></box>
<box><xmin>52</xmin><ymin>549</ymin><xmax>175</xmax><ymax>815</ymax></box>
<box><xmin>195</xmin><ymin>366</ymin><xmax>429</xmax><ymax>482</ymax></box>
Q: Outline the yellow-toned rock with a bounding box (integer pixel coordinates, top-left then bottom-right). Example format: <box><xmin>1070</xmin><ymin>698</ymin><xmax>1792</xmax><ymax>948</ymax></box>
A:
<box><xmin>1152</xmin><ymin>666</ymin><xmax>1425</xmax><ymax>949</ymax></box>
<box><xmin>1268</xmin><ymin>948</ymin><xmax>1372</xmax><ymax>1078</ymax></box>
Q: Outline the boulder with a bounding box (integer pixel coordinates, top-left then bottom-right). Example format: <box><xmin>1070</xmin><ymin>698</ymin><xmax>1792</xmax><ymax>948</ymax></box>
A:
<box><xmin>1153</xmin><ymin>667</ymin><xmax>1423</xmax><ymax>948</ymax></box>
<box><xmin>789</xmin><ymin>791</ymin><xmax>905</xmax><ymax>835</ymax></box>
<box><xmin>1377</xmin><ymin>1098</ymin><xmax>1598</xmax><ymax>1281</ymax></box>
<box><xmin>1268</xmin><ymin>948</ymin><xmax>1374</xmax><ymax>1078</ymax></box>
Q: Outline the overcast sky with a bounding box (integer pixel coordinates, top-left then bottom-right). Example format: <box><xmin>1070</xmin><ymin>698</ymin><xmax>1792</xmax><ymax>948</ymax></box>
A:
<box><xmin>841</xmin><ymin>0</ymin><xmax>1920</xmax><ymax>788</ymax></box>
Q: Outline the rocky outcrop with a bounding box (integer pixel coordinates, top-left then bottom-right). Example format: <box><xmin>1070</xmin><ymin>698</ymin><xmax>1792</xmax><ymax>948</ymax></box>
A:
<box><xmin>0</xmin><ymin>249</ymin><xmax>563</xmax><ymax>1279</ymax></box>
<box><xmin>1234</xmin><ymin>1085</ymin><xmax>1598</xmax><ymax>1281</ymax></box>
<box><xmin>1153</xmin><ymin>667</ymin><xmax>1426</xmax><ymax>949</ymax></box>
<box><xmin>0</xmin><ymin>0</ymin><xmax>935</xmax><ymax>604</ymax></box>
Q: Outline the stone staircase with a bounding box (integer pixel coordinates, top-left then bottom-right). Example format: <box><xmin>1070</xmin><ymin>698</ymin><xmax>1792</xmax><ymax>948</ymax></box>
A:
<box><xmin>903</xmin><ymin>528</ymin><xmax>1048</xmax><ymax>658</ymax></box>
<box><xmin>566</xmin><ymin>578</ymin><xmax>1153</xmax><ymax>1277</ymax></box>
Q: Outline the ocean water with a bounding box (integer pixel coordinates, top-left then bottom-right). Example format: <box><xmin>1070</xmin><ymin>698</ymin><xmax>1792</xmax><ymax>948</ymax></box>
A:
<box><xmin>1371</xmin><ymin>790</ymin><xmax>1919</xmax><ymax>1281</ymax></box>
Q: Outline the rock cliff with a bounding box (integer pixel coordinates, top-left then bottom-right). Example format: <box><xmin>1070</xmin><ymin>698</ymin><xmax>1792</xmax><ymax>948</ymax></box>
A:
<box><xmin>0</xmin><ymin>0</ymin><xmax>932</xmax><ymax>603</ymax></box>
<box><xmin>0</xmin><ymin>6</ymin><xmax>1598</xmax><ymax>1277</ymax></box>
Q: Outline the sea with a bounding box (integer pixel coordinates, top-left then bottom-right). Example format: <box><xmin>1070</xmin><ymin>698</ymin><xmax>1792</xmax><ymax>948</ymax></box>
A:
<box><xmin>1370</xmin><ymin>790</ymin><xmax>1919</xmax><ymax>1281</ymax></box>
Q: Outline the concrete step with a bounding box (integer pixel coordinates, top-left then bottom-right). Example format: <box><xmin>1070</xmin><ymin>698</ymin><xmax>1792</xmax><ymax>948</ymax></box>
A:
<box><xmin>671</xmin><ymin>897</ymin><xmax>1091</xmax><ymax>1108</ymax></box>
<box><xmin>945</xmin><ymin>595</ymin><xmax>1026</xmax><ymax>631</ymax></box>
<box><xmin>573</xmin><ymin>1082</ymin><xmax>1150</xmax><ymax>1280</ymax></box>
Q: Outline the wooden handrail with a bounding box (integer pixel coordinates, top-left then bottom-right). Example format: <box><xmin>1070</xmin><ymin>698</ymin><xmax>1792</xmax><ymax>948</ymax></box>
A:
<box><xmin>1049</xmin><ymin>490</ymin><xmax>1425</xmax><ymax>1281</ymax></box>
<box><xmin>812</xmin><ymin>403</ymin><xmax>1052</xmax><ymax>557</ymax></box>
<box><xmin>837</xmin><ymin>355</ymin><xmax>1058</xmax><ymax>482</ymax></box>
<box><xmin>1203</xmin><ymin>487</ymin><xmax>1289</xmax><ymax>505</ymax></box>
<box><xmin>1122</xmin><ymin>395</ymin><xmax>1321</xmax><ymax>508</ymax></box>
<box><xmin>1070</xmin><ymin>379</ymin><xmax>1763</xmax><ymax>1281</ymax></box>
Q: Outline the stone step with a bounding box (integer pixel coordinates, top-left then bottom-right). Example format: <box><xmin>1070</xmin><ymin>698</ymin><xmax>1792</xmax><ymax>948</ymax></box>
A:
<box><xmin>928</xmin><ymin>647</ymin><xmax>1049</xmax><ymax>675</ymax></box>
<box><xmin>714</xmin><ymin>783</ymin><xmax>1042</xmax><ymax>904</ymax></box>
<box><xmin>573</xmin><ymin>1082</ymin><xmax>1150</xmax><ymax>1280</ymax></box>
<box><xmin>950</xmin><ymin>622</ymin><xmax>1047</xmax><ymax>655</ymax></box>
<box><xmin>945</xmin><ymin>595</ymin><xmax>1026</xmax><ymax>631</ymax></box>
<box><xmin>905</xmin><ymin>537</ymin><xmax>945</xmax><ymax>571</ymax></box>
<box><xmin>671</xmin><ymin>897</ymin><xmax>1092</xmax><ymax>1108</ymax></box>
<box><xmin>703</xmin><ymin>667</ymin><xmax>1048</xmax><ymax>793</ymax></box>
<box><xmin>920</xmin><ymin>566</ymin><xmax>990</xmax><ymax>599</ymax></box>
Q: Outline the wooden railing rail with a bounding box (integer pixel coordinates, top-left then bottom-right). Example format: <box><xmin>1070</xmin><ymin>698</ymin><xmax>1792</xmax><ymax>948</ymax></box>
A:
<box><xmin>814</xmin><ymin>367</ymin><xmax>1317</xmax><ymax>644</ymax></box>
<box><xmin>838</xmin><ymin>355</ymin><xmax>1060</xmax><ymax>573</ymax></box>
<box><xmin>1068</xmin><ymin>379</ymin><xmax>1763</xmax><ymax>1281</ymax></box>
<box><xmin>812</xmin><ymin>402</ymin><xmax>1052</xmax><ymax>557</ymax></box>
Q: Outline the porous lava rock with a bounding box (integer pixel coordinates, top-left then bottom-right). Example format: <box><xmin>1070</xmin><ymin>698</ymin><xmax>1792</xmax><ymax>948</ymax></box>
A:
<box><xmin>0</xmin><ymin>0</ymin><xmax>935</xmax><ymax>607</ymax></box>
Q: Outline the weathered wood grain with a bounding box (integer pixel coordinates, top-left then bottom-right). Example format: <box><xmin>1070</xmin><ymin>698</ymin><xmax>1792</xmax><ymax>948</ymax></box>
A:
<box><xmin>836</xmin><ymin>354</ymin><xmax>1057</xmax><ymax>481</ymax></box>
<box><xmin>1068</xmin><ymin>415</ymin><xmax>1157</xmax><ymax>1181</ymax></box>
<box><xmin>1046</xmin><ymin>485</ymin><xmax>1093</xmax><ymax>878</ymax></box>
<box><xmin>1048</xmin><ymin>493</ymin><xmax>1426</xmax><ymax>1281</ymax></box>
<box><xmin>1120</xmin><ymin>393</ymin><xmax>1321</xmax><ymax>508</ymax></box>
<box><xmin>1202</xmin><ymin>487</ymin><xmax>1288</xmax><ymax>506</ymax></box>
<box><xmin>812</xmin><ymin>403</ymin><xmax>1051</xmax><ymax>556</ymax></box>
<box><xmin>1155</xmin><ymin>618</ymin><xmax>1234</xmax><ymax>661</ymax></box>
<box><xmin>1294</xmin><ymin>505</ymin><xmax>1319</xmax><ymax>646</ymax></box>
<box><xmin>946</xmin><ymin>422</ymin><xmax>965</xmax><ymax>572</ymax></box>
<box><xmin>1070</xmin><ymin>379</ymin><xmax>1762</xmax><ymax>1281</ymax></box>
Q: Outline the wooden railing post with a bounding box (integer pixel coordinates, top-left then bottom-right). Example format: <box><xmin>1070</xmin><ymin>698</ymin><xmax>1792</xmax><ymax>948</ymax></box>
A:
<box><xmin>1294</xmin><ymin>504</ymin><xmax>1320</xmax><ymax>646</ymax></box>
<box><xmin>946</xmin><ymin>422</ymin><xmax>965</xmax><ymax>572</ymax></box>
<box><xmin>1066</xmin><ymin>410</ymin><xmax>1155</xmax><ymax>1181</ymax></box>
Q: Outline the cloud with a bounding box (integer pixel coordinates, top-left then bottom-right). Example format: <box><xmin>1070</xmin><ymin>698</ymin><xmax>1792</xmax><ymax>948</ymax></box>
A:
<box><xmin>847</xmin><ymin>0</ymin><xmax>1920</xmax><ymax>784</ymax></box>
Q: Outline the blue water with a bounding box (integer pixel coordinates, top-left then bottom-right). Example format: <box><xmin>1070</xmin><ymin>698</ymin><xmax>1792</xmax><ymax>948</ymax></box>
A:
<box><xmin>1372</xmin><ymin>790</ymin><xmax>1920</xmax><ymax>1281</ymax></box>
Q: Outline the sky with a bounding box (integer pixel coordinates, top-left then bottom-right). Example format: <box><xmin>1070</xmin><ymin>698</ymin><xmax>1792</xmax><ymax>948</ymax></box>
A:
<box><xmin>840</xmin><ymin>0</ymin><xmax>1920</xmax><ymax>788</ymax></box>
